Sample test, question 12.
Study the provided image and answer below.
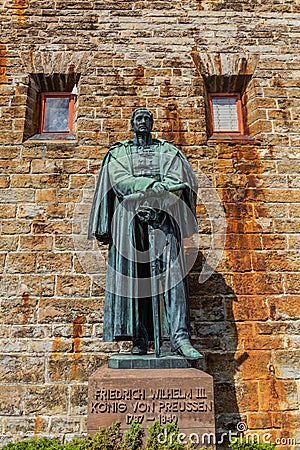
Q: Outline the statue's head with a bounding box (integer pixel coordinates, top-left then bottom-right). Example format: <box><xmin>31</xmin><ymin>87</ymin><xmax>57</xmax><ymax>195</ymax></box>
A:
<box><xmin>131</xmin><ymin>107</ymin><xmax>153</xmax><ymax>134</ymax></box>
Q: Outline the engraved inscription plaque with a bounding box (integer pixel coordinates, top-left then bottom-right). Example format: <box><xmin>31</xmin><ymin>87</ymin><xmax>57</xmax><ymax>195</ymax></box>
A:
<box><xmin>88</xmin><ymin>366</ymin><xmax>215</xmax><ymax>447</ymax></box>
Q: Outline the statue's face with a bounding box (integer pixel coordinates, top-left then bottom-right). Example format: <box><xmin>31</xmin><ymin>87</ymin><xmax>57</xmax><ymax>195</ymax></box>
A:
<box><xmin>132</xmin><ymin>111</ymin><xmax>153</xmax><ymax>134</ymax></box>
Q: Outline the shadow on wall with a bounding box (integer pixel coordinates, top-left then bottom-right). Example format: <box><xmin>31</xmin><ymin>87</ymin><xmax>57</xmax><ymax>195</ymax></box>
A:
<box><xmin>188</xmin><ymin>251</ymin><xmax>249</xmax><ymax>449</ymax></box>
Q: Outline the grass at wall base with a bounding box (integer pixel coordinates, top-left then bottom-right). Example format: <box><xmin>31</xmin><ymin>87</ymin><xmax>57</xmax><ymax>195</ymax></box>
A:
<box><xmin>2</xmin><ymin>421</ymin><xmax>277</xmax><ymax>450</ymax></box>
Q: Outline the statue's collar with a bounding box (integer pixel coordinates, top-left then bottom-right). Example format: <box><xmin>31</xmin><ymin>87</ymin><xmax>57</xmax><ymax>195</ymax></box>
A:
<box><xmin>133</xmin><ymin>134</ymin><xmax>153</xmax><ymax>148</ymax></box>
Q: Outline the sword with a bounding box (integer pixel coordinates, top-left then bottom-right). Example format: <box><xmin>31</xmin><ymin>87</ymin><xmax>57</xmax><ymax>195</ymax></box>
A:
<box><xmin>148</xmin><ymin>223</ymin><xmax>162</xmax><ymax>358</ymax></box>
<box><xmin>147</xmin><ymin>183</ymin><xmax>186</xmax><ymax>358</ymax></box>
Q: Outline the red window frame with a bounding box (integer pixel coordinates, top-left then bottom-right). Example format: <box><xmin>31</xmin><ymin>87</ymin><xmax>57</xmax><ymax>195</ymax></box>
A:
<box><xmin>208</xmin><ymin>93</ymin><xmax>244</xmax><ymax>137</ymax></box>
<box><xmin>40</xmin><ymin>92</ymin><xmax>75</xmax><ymax>134</ymax></box>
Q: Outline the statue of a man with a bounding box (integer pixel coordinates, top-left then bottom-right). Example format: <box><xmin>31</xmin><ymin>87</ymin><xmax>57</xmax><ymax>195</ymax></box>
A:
<box><xmin>88</xmin><ymin>107</ymin><xmax>202</xmax><ymax>360</ymax></box>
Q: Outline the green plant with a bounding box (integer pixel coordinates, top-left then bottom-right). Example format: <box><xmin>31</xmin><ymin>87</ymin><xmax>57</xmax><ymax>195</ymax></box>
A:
<box><xmin>2</xmin><ymin>423</ymin><xmax>124</xmax><ymax>450</ymax></box>
<box><xmin>66</xmin><ymin>421</ymin><xmax>123</xmax><ymax>450</ymax></box>
<box><xmin>1</xmin><ymin>421</ymin><xmax>212</xmax><ymax>450</ymax></box>
<box><xmin>121</xmin><ymin>421</ymin><xmax>143</xmax><ymax>450</ymax></box>
<box><xmin>2</xmin><ymin>438</ymin><xmax>63</xmax><ymax>450</ymax></box>
<box><xmin>229</xmin><ymin>436</ymin><xmax>277</xmax><ymax>450</ymax></box>
<box><xmin>145</xmin><ymin>421</ymin><xmax>164</xmax><ymax>450</ymax></box>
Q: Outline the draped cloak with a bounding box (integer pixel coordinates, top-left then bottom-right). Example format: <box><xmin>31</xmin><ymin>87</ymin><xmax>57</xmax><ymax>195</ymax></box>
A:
<box><xmin>88</xmin><ymin>138</ymin><xmax>198</xmax><ymax>342</ymax></box>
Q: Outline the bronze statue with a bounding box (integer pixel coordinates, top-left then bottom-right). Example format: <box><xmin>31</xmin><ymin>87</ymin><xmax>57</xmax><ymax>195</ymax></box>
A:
<box><xmin>88</xmin><ymin>107</ymin><xmax>202</xmax><ymax>359</ymax></box>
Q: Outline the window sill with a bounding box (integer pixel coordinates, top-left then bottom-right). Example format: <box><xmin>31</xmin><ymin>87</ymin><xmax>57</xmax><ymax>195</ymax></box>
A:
<box><xmin>27</xmin><ymin>133</ymin><xmax>76</xmax><ymax>143</ymax></box>
<box><xmin>208</xmin><ymin>135</ymin><xmax>256</xmax><ymax>144</ymax></box>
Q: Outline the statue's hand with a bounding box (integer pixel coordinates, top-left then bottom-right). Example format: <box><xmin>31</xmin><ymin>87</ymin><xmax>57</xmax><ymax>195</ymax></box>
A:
<box><xmin>137</xmin><ymin>206</ymin><xmax>163</xmax><ymax>223</ymax></box>
<box><xmin>151</xmin><ymin>182</ymin><xmax>166</xmax><ymax>193</ymax></box>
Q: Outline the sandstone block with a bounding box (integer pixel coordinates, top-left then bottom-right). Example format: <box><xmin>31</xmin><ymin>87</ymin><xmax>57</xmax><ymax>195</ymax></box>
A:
<box><xmin>6</xmin><ymin>252</ymin><xmax>36</xmax><ymax>273</ymax></box>
<box><xmin>20</xmin><ymin>275</ymin><xmax>55</xmax><ymax>297</ymax></box>
<box><xmin>0</xmin><ymin>146</ymin><xmax>21</xmax><ymax>159</ymax></box>
<box><xmin>0</xmin><ymin>356</ymin><xmax>45</xmax><ymax>383</ymax></box>
<box><xmin>285</xmin><ymin>273</ymin><xmax>300</xmax><ymax>294</ymax></box>
<box><xmin>236</xmin><ymin>350</ymin><xmax>272</xmax><ymax>380</ymax></box>
<box><xmin>0</xmin><ymin>175</ymin><xmax>10</xmax><ymax>188</ymax></box>
<box><xmin>22</xmin><ymin>146</ymin><xmax>47</xmax><ymax>159</ymax></box>
<box><xmin>0</xmin><ymin>254</ymin><xmax>6</xmax><ymax>273</ymax></box>
<box><xmin>35</xmin><ymin>189</ymin><xmax>57</xmax><ymax>203</ymax></box>
<box><xmin>56</xmin><ymin>275</ymin><xmax>90</xmax><ymax>297</ymax></box>
<box><xmin>54</xmin><ymin>236</ymin><xmax>74</xmax><ymax>251</ymax></box>
<box><xmin>242</xmin><ymin>334</ymin><xmax>285</xmax><ymax>351</ymax></box>
<box><xmin>4</xmin><ymin>417</ymin><xmax>49</xmax><ymax>439</ymax></box>
<box><xmin>273</xmin><ymin>351</ymin><xmax>300</xmax><ymax>379</ymax></box>
<box><xmin>0</xmin><ymin>236</ymin><xmax>18</xmax><ymax>251</ymax></box>
<box><xmin>0</xmin><ymin>386</ymin><xmax>24</xmax><ymax>416</ymax></box>
<box><xmin>31</xmin><ymin>160</ymin><xmax>57</xmax><ymax>174</ymax></box>
<box><xmin>258</xmin><ymin>379</ymin><xmax>299</xmax><ymax>411</ymax></box>
<box><xmin>235</xmin><ymin>381</ymin><xmax>259</xmax><ymax>412</ymax></box>
<box><xmin>45</xmin><ymin>204</ymin><xmax>66</xmax><ymax>218</ymax></box>
<box><xmin>47</xmin><ymin>354</ymin><xmax>107</xmax><ymax>382</ymax></box>
<box><xmin>189</xmin><ymin>272</ymin><xmax>233</xmax><ymax>296</ymax></box>
<box><xmin>51</xmin><ymin>337</ymin><xmax>73</xmax><ymax>354</ymax></box>
<box><xmin>2</xmin><ymin>220</ymin><xmax>31</xmax><ymax>234</ymax></box>
<box><xmin>61</xmin><ymin>160</ymin><xmax>88</xmax><ymax>173</ymax></box>
<box><xmin>24</xmin><ymin>385</ymin><xmax>68</xmax><ymax>415</ymax></box>
<box><xmin>0</xmin><ymin>188</ymin><xmax>35</xmax><ymax>203</ymax></box>
<box><xmin>251</xmin><ymin>251</ymin><xmax>291</xmax><ymax>272</ymax></box>
<box><xmin>69</xmin><ymin>384</ymin><xmax>89</xmax><ymax>416</ymax></box>
<box><xmin>57</xmin><ymin>189</ymin><xmax>82</xmax><ymax>203</ymax></box>
<box><xmin>49</xmin><ymin>417</ymin><xmax>81</xmax><ymax>434</ymax></box>
<box><xmin>289</xmin><ymin>204</ymin><xmax>300</xmax><ymax>217</ymax></box>
<box><xmin>226</xmin><ymin>233</ymin><xmax>262</xmax><ymax>250</ymax></box>
<box><xmin>19</xmin><ymin>235</ymin><xmax>53</xmax><ymax>251</ymax></box>
<box><xmin>17</xmin><ymin>205</ymin><xmax>45</xmax><ymax>219</ymax></box>
<box><xmin>247</xmin><ymin>412</ymin><xmax>272</xmax><ymax>430</ymax></box>
<box><xmin>11</xmin><ymin>325</ymin><xmax>51</xmax><ymax>339</ymax></box>
<box><xmin>33</xmin><ymin>219</ymin><xmax>72</xmax><ymax>235</ymax></box>
<box><xmin>274</xmin><ymin>218</ymin><xmax>300</xmax><ymax>233</ymax></box>
<box><xmin>233</xmin><ymin>273</ymin><xmax>283</xmax><ymax>295</ymax></box>
<box><xmin>0</xmin><ymin>339</ymin><xmax>30</xmax><ymax>353</ymax></box>
<box><xmin>206</xmin><ymin>352</ymin><xmax>237</xmax><ymax>383</ymax></box>
<box><xmin>0</xmin><ymin>205</ymin><xmax>16</xmax><ymax>218</ymax></box>
<box><xmin>189</xmin><ymin>295</ymin><xmax>225</xmax><ymax>321</ymax></box>
<box><xmin>261</xmin><ymin>234</ymin><xmax>287</xmax><ymax>250</ymax></box>
<box><xmin>36</xmin><ymin>252</ymin><xmax>72</xmax><ymax>273</ymax></box>
<box><xmin>271</xmin><ymin>410</ymin><xmax>299</xmax><ymax>432</ymax></box>
<box><xmin>266</xmin><ymin>295</ymin><xmax>300</xmax><ymax>320</ymax></box>
<box><xmin>255</xmin><ymin>321</ymin><xmax>300</xmax><ymax>336</ymax></box>
<box><xmin>0</xmin><ymin>160</ymin><xmax>30</xmax><ymax>173</ymax></box>
<box><xmin>73</xmin><ymin>254</ymin><xmax>102</xmax><ymax>276</ymax></box>
<box><xmin>70</xmin><ymin>175</ymin><xmax>91</xmax><ymax>189</ymax></box>
<box><xmin>45</xmin><ymin>146</ymin><xmax>92</xmax><ymax>160</ymax></box>
<box><xmin>288</xmin><ymin>235</ymin><xmax>300</xmax><ymax>250</ymax></box>
<box><xmin>38</xmin><ymin>297</ymin><xmax>103</xmax><ymax>323</ymax></box>
<box><xmin>0</xmin><ymin>295</ymin><xmax>38</xmax><ymax>324</ymax></box>
<box><xmin>230</xmin><ymin>296</ymin><xmax>269</xmax><ymax>321</ymax></box>
<box><xmin>222</xmin><ymin>250</ymin><xmax>252</xmax><ymax>272</ymax></box>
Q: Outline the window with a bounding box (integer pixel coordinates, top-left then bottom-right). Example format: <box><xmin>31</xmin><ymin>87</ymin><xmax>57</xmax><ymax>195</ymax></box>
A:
<box><xmin>40</xmin><ymin>93</ymin><xmax>74</xmax><ymax>134</ymax></box>
<box><xmin>24</xmin><ymin>73</ymin><xmax>80</xmax><ymax>142</ymax></box>
<box><xmin>208</xmin><ymin>93</ymin><xmax>244</xmax><ymax>136</ymax></box>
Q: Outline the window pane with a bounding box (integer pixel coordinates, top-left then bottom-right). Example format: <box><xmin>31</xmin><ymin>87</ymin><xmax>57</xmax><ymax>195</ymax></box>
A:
<box><xmin>212</xmin><ymin>97</ymin><xmax>239</xmax><ymax>131</ymax></box>
<box><xmin>43</xmin><ymin>97</ymin><xmax>70</xmax><ymax>132</ymax></box>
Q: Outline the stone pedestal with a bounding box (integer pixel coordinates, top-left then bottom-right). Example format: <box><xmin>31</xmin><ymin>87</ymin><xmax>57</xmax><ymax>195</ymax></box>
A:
<box><xmin>108</xmin><ymin>353</ymin><xmax>203</xmax><ymax>369</ymax></box>
<box><xmin>88</xmin><ymin>359</ymin><xmax>215</xmax><ymax>448</ymax></box>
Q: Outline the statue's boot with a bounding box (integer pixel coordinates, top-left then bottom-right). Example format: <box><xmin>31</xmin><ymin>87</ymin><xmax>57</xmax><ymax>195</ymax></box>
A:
<box><xmin>176</xmin><ymin>340</ymin><xmax>204</xmax><ymax>360</ymax></box>
<box><xmin>131</xmin><ymin>337</ymin><xmax>148</xmax><ymax>355</ymax></box>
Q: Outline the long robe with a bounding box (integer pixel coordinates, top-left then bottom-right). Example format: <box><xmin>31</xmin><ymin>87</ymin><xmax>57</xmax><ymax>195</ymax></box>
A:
<box><xmin>88</xmin><ymin>138</ymin><xmax>198</xmax><ymax>343</ymax></box>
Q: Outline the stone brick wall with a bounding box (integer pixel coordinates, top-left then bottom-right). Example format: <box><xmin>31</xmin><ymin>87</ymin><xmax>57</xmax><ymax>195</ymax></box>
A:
<box><xmin>1</xmin><ymin>0</ymin><xmax>300</xmax><ymax>448</ymax></box>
